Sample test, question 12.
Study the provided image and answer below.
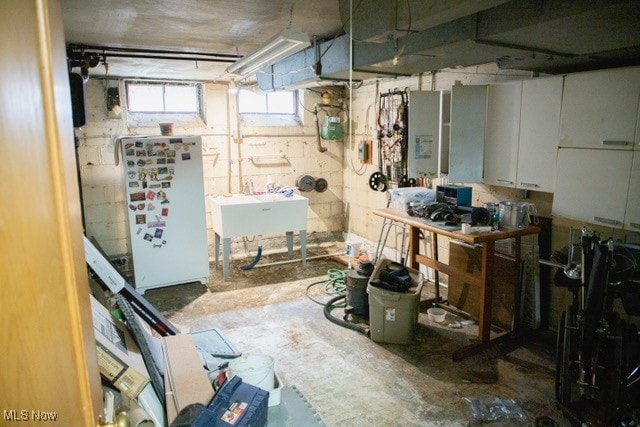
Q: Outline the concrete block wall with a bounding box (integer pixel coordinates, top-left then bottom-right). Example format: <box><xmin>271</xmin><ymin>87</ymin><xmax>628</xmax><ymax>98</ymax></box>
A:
<box><xmin>77</xmin><ymin>79</ymin><xmax>343</xmax><ymax>265</ymax></box>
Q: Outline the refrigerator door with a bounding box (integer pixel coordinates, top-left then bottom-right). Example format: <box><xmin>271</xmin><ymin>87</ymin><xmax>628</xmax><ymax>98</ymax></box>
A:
<box><xmin>121</xmin><ymin>135</ymin><xmax>209</xmax><ymax>293</ymax></box>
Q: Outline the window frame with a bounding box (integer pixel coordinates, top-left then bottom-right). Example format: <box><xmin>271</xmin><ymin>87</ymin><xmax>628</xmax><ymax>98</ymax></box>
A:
<box><xmin>238</xmin><ymin>89</ymin><xmax>302</xmax><ymax>127</ymax></box>
<box><xmin>125</xmin><ymin>80</ymin><xmax>202</xmax><ymax>115</ymax></box>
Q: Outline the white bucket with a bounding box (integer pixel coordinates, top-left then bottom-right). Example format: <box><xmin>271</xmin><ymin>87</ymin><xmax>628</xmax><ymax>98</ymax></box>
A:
<box><xmin>346</xmin><ymin>240</ymin><xmax>362</xmax><ymax>256</ymax></box>
<box><xmin>228</xmin><ymin>354</ymin><xmax>275</xmax><ymax>392</ymax></box>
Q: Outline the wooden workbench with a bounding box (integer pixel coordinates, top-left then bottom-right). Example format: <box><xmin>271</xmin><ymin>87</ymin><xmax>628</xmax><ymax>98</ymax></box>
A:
<box><xmin>373</xmin><ymin>208</ymin><xmax>540</xmax><ymax>360</ymax></box>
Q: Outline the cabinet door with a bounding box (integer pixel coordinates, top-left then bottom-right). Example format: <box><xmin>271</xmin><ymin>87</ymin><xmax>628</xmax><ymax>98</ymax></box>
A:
<box><xmin>408</xmin><ymin>91</ymin><xmax>444</xmax><ymax>178</ymax></box>
<box><xmin>449</xmin><ymin>85</ymin><xmax>487</xmax><ymax>183</ymax></box>
<box><xmin>624</xmin><ymin>154</ymin><xmax>640</xmax><ymax>231</ymax></box>
<box><xmin>516</xmin><ymin>76</ymin><xmax>563</xmax><ymax>192</ymax></box>
<box><xmin>483</xmin><ymin>81</ymin><xmax>522</xmax><ymax>187</ymax></box>
<box><xmin>553</xmin><ymin>148</ymin><xmax>632</xmax><ymax>228</ymax></box>
<box><xmin>559</xmin><ymin>67</ymin><xmax>640</xmax><ymax>150</ymax></box>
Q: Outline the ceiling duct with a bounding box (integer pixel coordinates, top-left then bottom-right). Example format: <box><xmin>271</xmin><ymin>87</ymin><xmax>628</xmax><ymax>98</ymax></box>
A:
<box><xmin>349</xmin><ymin>0</ymin><xmax>640</xmax><ymax>76</ymax></box>
<box><xmin>259</xmin><ymin>0</ymin><xmax>640</xmax><ymax>90</ymax></box>
<box><xmin>257</xmin><ymin>34</ymin><xmax>388</xmax><ymax>91</ymax></box>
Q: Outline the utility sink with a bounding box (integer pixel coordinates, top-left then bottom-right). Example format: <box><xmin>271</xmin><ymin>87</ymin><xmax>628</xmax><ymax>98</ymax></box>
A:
<box><xmin>251</xmin><ymin>193</ymin><xmax>291</xmax><ymax>202</ymax></box>
<box><xmin>209</xmin><ymin>193</ymin><xmax>309</xmax><ymax>280</ymax></box>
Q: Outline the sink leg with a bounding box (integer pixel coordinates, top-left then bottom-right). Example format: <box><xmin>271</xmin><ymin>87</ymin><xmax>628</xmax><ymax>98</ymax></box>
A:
<box><xmin>222</xmin><ymin>237</ymin><xmax>231</xmax><ymax>281</ymax></box>
<box><xmin>300</xmin><ymin>230</ymin><xmax>307</xmax><ymax>267</ymax></box>
<box><xmin>286</xmin><ymin>231</ymin><xmax>294</xmax><ymax>259</ymax></box>
<box><xmin>214</xmin><ymin>233</ymin><xmax>220</xmax><ymax>270</ymax></box>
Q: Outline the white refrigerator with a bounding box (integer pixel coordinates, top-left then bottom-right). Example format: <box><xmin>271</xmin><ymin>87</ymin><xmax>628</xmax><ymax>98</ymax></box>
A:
<box><xmin>120</xmin><ymin>135</ymin><xmax>209</xmax><ymax>294</ymax></box>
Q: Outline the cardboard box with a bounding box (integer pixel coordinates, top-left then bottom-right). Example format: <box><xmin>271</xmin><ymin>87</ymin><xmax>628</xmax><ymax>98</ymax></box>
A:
<box><xmin>90</xmin><ymin>295</ymin><xmax>150</xmax><ymax>399</ymax></box>
<box><xmin>163</xmin><ymin>333</ymin><xmax>215</xmax><ymax>424</ymax></box>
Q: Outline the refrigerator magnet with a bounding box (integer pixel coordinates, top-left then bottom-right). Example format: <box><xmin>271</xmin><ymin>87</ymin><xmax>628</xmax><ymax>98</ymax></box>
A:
<box><xmin>124</xmin><ymin>142</ymin><xmax>134</xmax><ymax>149</ymax></box>
<box><xmin>147</xmin><ymin>203</ymin><xmax>155</xmax><ymax>211</ymax></box>
<box><xmin>161</xmin><ymin>182</ymin><xmax>171</xmax><ymax>188</ymax></box>
<box><xmin>137</xmin><ymin>203</ymin><xmax>145</xmax><ymax>210</ymax></box>
<box><xmin>128</xmin><ymin>204</ymin><xmax>137</xmax><ymax>211</ymax></box>
<box><xmin>137</xmin><ymin>159</ymin><xmax>145</xmax><ymax>166</ymax></box>
<box><xmin>166</xmin><ymin>150</ymin><xmax>176</xmax><ymax>158</ymax></box>
<box><xmin>183</xmin><ymin>144</ymin><xmax>190</xmax><ymax>152</ymax></box>
<box><xmin>154</xmin><ymin>228</ymin><xmax>163</xmax><ymax>239</ymax></box>
<box><xmin>136</xmin><ymin>150</ymin><xmax>146</xmax><ymax>157</ymax></box>
<box><xmin>146</xmin><ymin>190</ymin><xmax>156</xmax><ymax>200</ymax></box>
<box><xmin>126</xmin><ymin>160</ymin><xmax>135</xmax><ymax>167</ymax></box>
<box><xmin>157</xmin><ymin>158</ymin><xmax>166</xmax><ymax>165</ymax></box>
<box><xmin>161</xmin><ymin>208</ymin><xmax>169</xmax><ymax>217</ymax></box>
<box><xmin>167</xmin><ymin>158</ymin><xmax>175</xmax><ymax>164</ymax></box>
<box><xmin>158</xmin><ymin>167</ymin><xmax>168</xmax><ymax>175</ymax></box>
<box><xmin>128</xmin><ymin>181</ymin><xmax>139</xmax><ymax>188</ymax></box>
<box><xmin>126</xmin><ymin>150</ymin><xmax>135</xmax><ymax>157</ymax></box>
<box><xmin>156</xmin><ymin>190</ymin><xmax>166</xmax><ymax>201</ymax></box>
<box><xmin>128</xmin><ymin>170</ymin><xmax>136</xmax><ymax>179</ymax></box>
<box><xmin>135</xmin><ymin>141</ymin><xmax>143</xmax><ymax>148</ymax></box>
<box><xmin>147</xmin><ymin>221</ymin><xmax>166</xmax><ymax>228</ymax></box>
<box><xmin>182</xmin><ymin>152</ymin><xmax>191</xmax><ymax>160</ymax></box>
<box><xmin>135</xmin><ymin>214</ymin><xmax>146</xmax><ymax>224</ymax></box>
<box><xmin>136</xmin><ymin>227</ymin><xmax>142</xmax><ymax>235</ymax></box>
<box><xmin>143</xmin><ymin>233</ymin><xmax>153</xmax><ymax>242</ymax></box>
<box><xmin>130</xmin><ymin>191</ymin><xmax>145</xmax><ymax>202</ymax></box>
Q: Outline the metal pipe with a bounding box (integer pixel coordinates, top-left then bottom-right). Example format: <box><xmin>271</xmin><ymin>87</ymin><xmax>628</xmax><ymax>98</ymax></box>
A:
<box><xmin>251</xmin><ymin>252</ymin><xmax>346</xmax><ymax>269</ymax></box>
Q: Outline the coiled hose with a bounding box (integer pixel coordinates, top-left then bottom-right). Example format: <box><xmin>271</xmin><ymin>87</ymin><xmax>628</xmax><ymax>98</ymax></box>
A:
<box><xmin>306</xmin><ymin>268</ymin><xmax>370</xmax><ymax>337</ymax></box>
<box><xmin>323</xmin><ymin>294</ymin><xmax>370</xmax><ymax>337</ymax></box>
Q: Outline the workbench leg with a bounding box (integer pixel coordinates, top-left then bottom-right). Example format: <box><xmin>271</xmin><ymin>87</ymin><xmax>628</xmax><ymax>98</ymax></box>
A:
<box><xmin>432</xmin><ymin>233</ymin><xmax>441</xmax><ymax>301</ymax></box>
<box><xmin>286</xmin><ymin>231</ymin><xmax>294</xmax><ymax>259</ymax></box>
<box><xmin>214</xmin><ymin>233</ymin><xmax>220</xmax><ymax>270</ymax></box>
<box><xmin>300</xmin><ymin>230</ymin><xmax>307</xmax><ymax>267</ymax></box>
<box><xmin>513</xmin><ymin>236</ymin><xmax>523</xmax><ymax>331</ymax></box>
<box><xmin>478</xmin><ymin>241</ymin><xmax>495</xmax><ymax>342</ymax></box>
<box><xmin>222</xmin><ymin>237</ymin><xmax>231</xmax><ymax>281</ymax></box>
<box><xmin>409</xmin><ymin>226</ymin><xmax>420</xmax><ymax>270</ymax></box>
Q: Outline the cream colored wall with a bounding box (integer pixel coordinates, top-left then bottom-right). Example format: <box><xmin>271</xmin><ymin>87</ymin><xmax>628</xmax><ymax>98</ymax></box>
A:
<box><xmin>78</xmin><ymin>80</ymin><xmax>344</xmax><ymax>268</ymax></box>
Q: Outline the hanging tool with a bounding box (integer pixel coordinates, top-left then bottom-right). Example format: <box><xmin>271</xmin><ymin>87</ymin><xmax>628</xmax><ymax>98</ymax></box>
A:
<box><xmin>369</xmin><ymin>88</ymin><xmax>409</xmax><ymax>192</ymax></box>
<box><xmin>241</xmin><ymin>235</ymin><xmax>262</xmax><ymax>270</ymax></box>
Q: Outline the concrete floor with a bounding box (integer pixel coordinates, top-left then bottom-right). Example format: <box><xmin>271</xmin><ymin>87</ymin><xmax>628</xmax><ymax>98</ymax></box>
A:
<box><xmin>145</xmin><ymin>246</ymin><xmax>569</xmax><ymax>426</ymax></box>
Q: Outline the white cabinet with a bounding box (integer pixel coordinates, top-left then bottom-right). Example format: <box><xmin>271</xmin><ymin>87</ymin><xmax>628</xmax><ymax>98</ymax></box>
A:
<box><xmin>553</xmin><ymin>148</ymin><xmax>632</xmax><ymax>229</ymax></box>
<box><xmin>516</xmin><ymin>76</ymin><xmax>563</xmax><ymax>193</ymax></box>
<box><xmin>483</xmin><ymin>81</ymin><xmax>522</xmax><ymax>187</ymax></box>
<box><xmin>407</xmin><ymin>90</ymin><xmax>451</xmax><ymax>178</ymax></box>
<box><xmin>559</xmin><ymin>66</ymin><xmax>640</xmax><ymax>150</ymax></box>
<box><xmin>624</xmin><ymin>154</ymin><xmax>640</xmax><ymax>231</ymax></box>
<box><xmin>449</xmin><ymin>84</ymin><xmax>487</xmax><ymax>183</ymax></box>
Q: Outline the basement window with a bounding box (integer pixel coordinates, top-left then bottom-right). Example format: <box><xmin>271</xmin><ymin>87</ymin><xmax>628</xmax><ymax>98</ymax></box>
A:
<box><xmin>126</xmin><ymin>81</ymin><xmax>201</xmax><ymax>114</ymax></box>
<box><xmin>238</xmin><ymin>89</ymin><xmax>300</xmax><ymax>126</ymax></box>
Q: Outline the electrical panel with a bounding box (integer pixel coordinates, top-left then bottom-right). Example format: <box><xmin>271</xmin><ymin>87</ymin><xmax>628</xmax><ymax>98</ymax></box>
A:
<box><xmin>358</xmin><ymin>140</ymin><xmax>372</xmax><ymax>163</ymax></box>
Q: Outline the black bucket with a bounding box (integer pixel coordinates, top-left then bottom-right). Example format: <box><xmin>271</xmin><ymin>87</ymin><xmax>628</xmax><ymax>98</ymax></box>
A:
<box><xmin>346</xmin><ymin>269</ymin><xmax>370</xmax><ymax>317</ymax></box>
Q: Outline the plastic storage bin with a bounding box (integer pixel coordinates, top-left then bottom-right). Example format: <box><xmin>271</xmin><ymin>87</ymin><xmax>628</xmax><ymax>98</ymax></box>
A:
<box><xmin>367</xmin><ymin>257</ymin><xmax>424</xmax><ymax>344</ymax></box>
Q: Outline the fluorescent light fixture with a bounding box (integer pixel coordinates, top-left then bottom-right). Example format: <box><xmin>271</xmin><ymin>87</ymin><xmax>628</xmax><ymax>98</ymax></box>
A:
<box><xmin>226</xmin><ymin>28</ymin><xmax>310</xmax><ymax>76</ymax></box>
